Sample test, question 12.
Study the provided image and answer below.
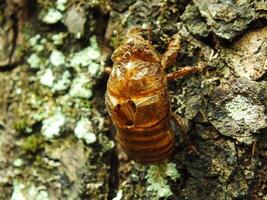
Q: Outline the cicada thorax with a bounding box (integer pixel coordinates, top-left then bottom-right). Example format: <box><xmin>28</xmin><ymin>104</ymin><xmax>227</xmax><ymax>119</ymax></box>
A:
<box><xmin>105</xmin><ymin>57</ymin><xmax>175</xmax><ymax>163</ymax></box>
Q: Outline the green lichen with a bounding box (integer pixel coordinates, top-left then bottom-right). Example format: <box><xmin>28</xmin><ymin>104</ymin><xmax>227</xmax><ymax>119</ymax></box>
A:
<box><xmin>51</xmin><ymin>33</ymin><xmax>67</xmax><ymax>45</ymax></box>
<box><xmin>69</xmin><ymin>74</ymin><xmax>93</xmax><ymax>99</ymax></box>
<box><xmin>52</xmin><ymin>71</ymin><xmax>71</xmax><ymax>91</ymax></box>
<box><xmin>146</xmin><ymin>163</ymin><xmax>180</xmax><ymax>199</ymax></box>
<box><xmin>56</xmin><ymin>0</ymin><xmax>68</xmax><ymax>12</ymax></box>
<box><xmin>225</xmin><ymin>95</ymin><xmax>259</xmax><ymax>123</ymax></box>
<box><xmin>28</xmin><ymin>35</ymin><xmax>45</xmax><ymax>52</ymax></box>
<box><xmin>29</xmin><ymin>34</ymin><xmax>41</xmax><ymax>47</ymax></box>
<box><xmin>69</xmin><ymin>36</ymin><xmax>101</xmax><ymax>68</ymax></box>
<box><xmin>39</xmin><ymin>0</ymin><xmax>68</xmax><ymax>24</ymax></box>
<box><xmin>49</xmin><ymin>49</ymin><xmax>65</xmax><ymax>67</ymax></box>
<box><xmin>11</xmin><ymin>181</ymin><xmax>26</xmax><ymax>200</ymax></box>
<box><xmin>41</xmin><ymin>108</ymin><xmax>66</xmax><ymax>139</ymax></box>
<box><xmin>207</xmin><ymin>79</ymin><xmax>267</xmax><ymax>145</ymax></box>
<box><xmin>6</xmin><ymin>1</ymin><xmax>109</xmax><ymax>198</ymax></box>
<box><xmin>13</xmin><ymin>158</ymin><xmax>24</xmax><ymax>167</ymax></box>
<box><xmin>27</xmin><ymin>53</ymin><xmax>42</xmax><ymax>69</ymax></box>
<box><xmin>39</xmin><ymin>68</ymin><xmax>55</xmax><ymax>87</ymax></box>
<box><xmin>180</xmin><ymin>4</ymin><xmax>209</xmax><ymax>37</ymax></box>
<box><xmin>42</xmin><ymin>8</ymin><xmax>63</xmax><ymax>24</ymax></box>
<box><xmin>74</xmin><ymin>118</ymin><xmax>97</xmax><ymax>144</ymax></box>
<box><xmin>98</xmin><ymin>134</ymin><xmax>115</xmax><ymax>152</ymax></box>
<box><xmin>11</xmin><ymin>181</ymin><xmax>49</xmax><ymax>200</ymax></box>
<box><xmin>113</xmin><ymin>190</ymin><xmax>123</xmax><ymax>200</ymax></box>
<box><xmin>224</xmin><ymin>95</ymin><xmax>266</xmax><ymax>133</ymax></box>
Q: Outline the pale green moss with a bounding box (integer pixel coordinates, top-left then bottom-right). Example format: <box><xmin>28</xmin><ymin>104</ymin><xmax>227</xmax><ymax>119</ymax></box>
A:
<box><xmin>13</xmin><ymin>119</ymin><xmax>31</xmax><ymax>132</ymax></box>
<box><xmin>21</xmin><ymin>134</ymin><xmax>45</xmax><ymax>154</ymax></box>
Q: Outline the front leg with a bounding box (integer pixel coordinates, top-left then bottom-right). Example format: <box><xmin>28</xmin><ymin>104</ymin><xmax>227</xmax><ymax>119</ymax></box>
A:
<box><xmin>167</xmin><ymin>63</ymin><xmax>204</xmax><ymax>80</ymax></box>
<box><xmin>162</xmin><ymin>33</ymin><xmax>205</xmax><ymax>80</ymax></box>
<box><xmin>161</xmin><ymin>33</ymin><xmax>182</xmax><ymax>69</ymax></box>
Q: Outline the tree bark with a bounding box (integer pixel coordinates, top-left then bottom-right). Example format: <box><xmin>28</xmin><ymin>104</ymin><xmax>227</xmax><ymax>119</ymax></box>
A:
<box><xmin>0</xmin><ymin>0</ymin><xmax>266</xmax><ymax>199</ymax></box>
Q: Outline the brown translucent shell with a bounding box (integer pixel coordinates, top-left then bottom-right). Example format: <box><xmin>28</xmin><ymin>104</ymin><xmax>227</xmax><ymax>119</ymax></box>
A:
<box><xmin>105</xmin><ymin>29</ymin><xmax>175</xmax><ymax>164</ymax></box>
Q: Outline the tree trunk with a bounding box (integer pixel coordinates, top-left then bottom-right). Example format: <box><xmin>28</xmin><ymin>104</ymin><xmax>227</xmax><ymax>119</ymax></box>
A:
<box><xmin>0</xmin><ymin>0</ymin><xmax>266</xmax><ymax>199</ymax></box>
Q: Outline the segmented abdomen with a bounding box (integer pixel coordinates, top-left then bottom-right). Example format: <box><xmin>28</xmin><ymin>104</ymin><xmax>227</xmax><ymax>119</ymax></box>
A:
<box><xmin>116</xmin><ymin>118</ymin><xmax>175</xmax><ymax>164</ymax></box>
<box><xmin>105</xmin><ymin>87</ymin><xmax>175</xmax><ymax>164</ymax></box>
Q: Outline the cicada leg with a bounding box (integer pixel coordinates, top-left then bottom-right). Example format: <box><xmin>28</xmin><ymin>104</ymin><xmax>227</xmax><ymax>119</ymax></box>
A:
<box><xmin>167</xmin><ymin>63</ymin><xmax>204</xmax><ymax>80</ymax></box>
<box><xmin>161</xmin><ymin>33</ymin><xmax>182</xmax><ymax>69</ymax></box>
<box><xmin>171</xmin><ymin>113</ymin><xmax>199</xmax><ymax>154</ymax></box>
<box><xmin>161</xmin><ymin>32</ymin><xmax>205</xmax><ymax>79</ymax></box>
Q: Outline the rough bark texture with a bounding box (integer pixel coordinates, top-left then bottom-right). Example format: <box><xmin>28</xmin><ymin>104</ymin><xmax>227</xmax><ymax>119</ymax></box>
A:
<box><xmin>0</xmin><ymin>0</ymin><xmax>266</xmax><ymax>200</ymax></box>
